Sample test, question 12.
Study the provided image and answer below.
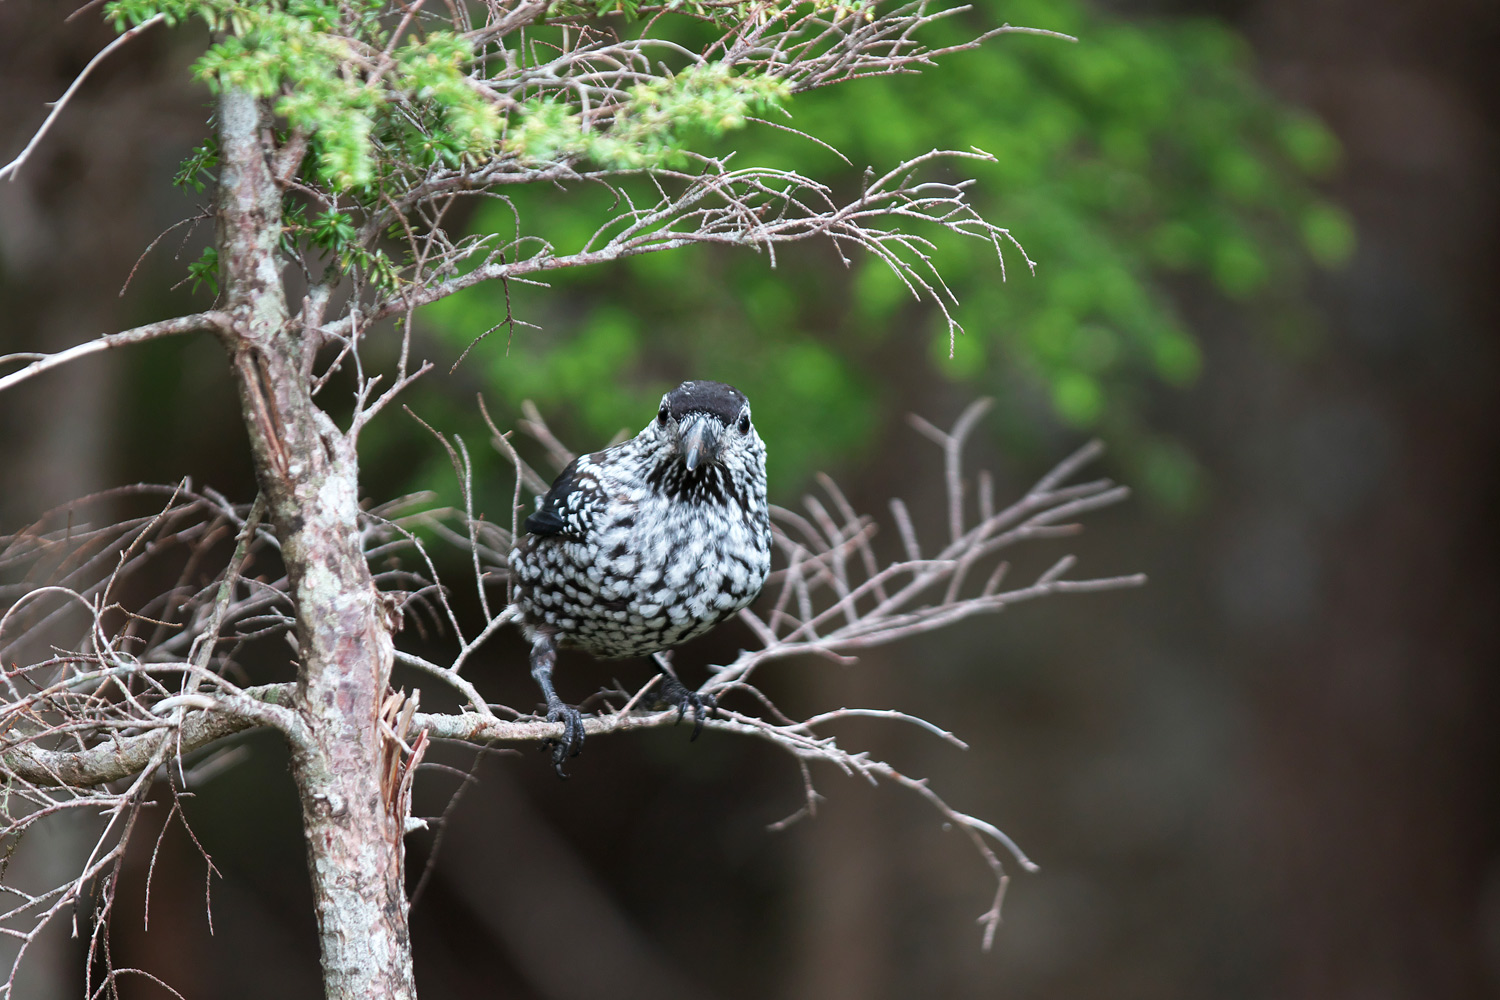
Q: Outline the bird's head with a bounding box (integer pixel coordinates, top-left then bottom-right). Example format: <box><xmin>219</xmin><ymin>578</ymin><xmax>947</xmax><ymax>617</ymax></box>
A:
<box><xmin>650</xmin><ymin>380</ymin><xmax>756</xmax><ymax>472</ymax></box>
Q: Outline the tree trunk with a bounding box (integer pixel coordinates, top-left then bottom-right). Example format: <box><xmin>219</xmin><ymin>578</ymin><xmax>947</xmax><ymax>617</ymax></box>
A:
<box><xmin>215</xmin><ymin>87</ymin><xmax>417</xmax><ymax>999</ymax></box>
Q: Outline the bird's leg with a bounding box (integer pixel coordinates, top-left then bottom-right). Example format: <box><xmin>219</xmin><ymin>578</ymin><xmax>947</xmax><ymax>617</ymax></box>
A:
<box><xmin>530</xmin><ymin>631</ymin><xmax>584</xmax><ymax>776</ymax></box>
<box><xmin>651</xmin><ymin>651</ymin><xmax>718</xmax><ymax>741</ymax></box>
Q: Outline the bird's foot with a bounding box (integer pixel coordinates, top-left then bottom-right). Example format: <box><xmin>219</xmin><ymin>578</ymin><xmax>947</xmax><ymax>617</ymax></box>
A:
<box><xmin>542</xmin><ymin>702</ymin><xmax>585</xmax><ymax>777</ymax></box>
<box><xmin>656</xmin><ymin>674</ymin><xmax>718</xmax><ymax>741</ymax></box>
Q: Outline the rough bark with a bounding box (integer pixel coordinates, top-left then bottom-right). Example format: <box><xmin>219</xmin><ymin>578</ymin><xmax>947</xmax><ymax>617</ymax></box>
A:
<box><xmin>214</xmin><ymin>88</ymin><xmax>417</xmax><ymax>1000</ymax></box>
<box><xmin>1</xmin><ymin>684</ymin><xmax>286</xmax><ymax>786</ymax></box>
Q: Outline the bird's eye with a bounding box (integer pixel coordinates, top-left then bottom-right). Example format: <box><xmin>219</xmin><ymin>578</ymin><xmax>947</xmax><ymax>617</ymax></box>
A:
<box><xmin>657</xmin><ymin>404</ymin><xmax>669</xmax><ymax>424</ymax></box>
<box><xmin>737</xmin><ymin>412</ymin><xmax>751</xmax><ymax>434</ymax></box>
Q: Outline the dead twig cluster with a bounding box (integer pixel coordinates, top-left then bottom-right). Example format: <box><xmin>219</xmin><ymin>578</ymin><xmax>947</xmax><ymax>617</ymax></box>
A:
<box><xmin>387</xmin><ymin>397</ymin><xmax>1143</xmax><ymax>950</ymax></box>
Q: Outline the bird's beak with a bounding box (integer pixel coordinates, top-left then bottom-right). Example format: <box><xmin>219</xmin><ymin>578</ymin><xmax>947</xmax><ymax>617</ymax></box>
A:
<box><xmin>677</xmin><ymin>414</ymin><xmax>722</xmax><ymax>471</ymax></box>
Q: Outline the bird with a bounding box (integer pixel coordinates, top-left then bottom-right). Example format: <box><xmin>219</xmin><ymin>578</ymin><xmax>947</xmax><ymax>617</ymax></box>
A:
<box><xmin>508</xmin><ymin>380</ymin><xmax>772</xmax><ymax>774</ymax></box>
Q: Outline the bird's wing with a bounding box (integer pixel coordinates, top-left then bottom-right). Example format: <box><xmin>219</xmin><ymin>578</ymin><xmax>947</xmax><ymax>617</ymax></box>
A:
<box><xmin>524</xmin><ymin>456</ymin><xmax>587</xmax><ymax>537</ymax></box>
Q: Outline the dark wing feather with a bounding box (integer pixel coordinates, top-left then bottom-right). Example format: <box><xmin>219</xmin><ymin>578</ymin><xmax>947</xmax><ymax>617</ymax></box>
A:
<box><xmin>525</xmin><ymin>457</ymin><xmax>584</xmax><ymax>537</ymax></box>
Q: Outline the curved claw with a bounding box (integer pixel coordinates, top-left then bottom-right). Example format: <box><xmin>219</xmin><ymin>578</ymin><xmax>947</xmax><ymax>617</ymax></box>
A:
<box><xmin>657</xmin><ymin>674</ymin><xmax>718</xmax><ymax>741</ymax></box>
<box><xmin>545</xmin><ymin>704</ymin><xmax>585</xmax><ymax>777</ymax></box>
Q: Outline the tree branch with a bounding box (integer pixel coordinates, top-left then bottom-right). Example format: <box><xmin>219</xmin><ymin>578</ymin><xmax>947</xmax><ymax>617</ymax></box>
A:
<box><xmin>326</xmin><ymin>151</ymin><xmax>1023</xmax><ymax>350</ymax></box>
<box><xmin>0</xmin><ymin>311</ymin><xmax>233</xmax><ymax>394</ymax></box>
<box><xmin>0</xmin><ymin>13</ymin><xmax>165</xmax><ymax>182</ymax></box>
<box><xmin>0</xmin><ymin>683</ymin><xmax>292</xmax><ymax>787</ymax></box>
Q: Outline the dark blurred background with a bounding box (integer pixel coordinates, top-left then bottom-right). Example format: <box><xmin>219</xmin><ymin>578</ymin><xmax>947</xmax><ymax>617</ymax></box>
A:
<box><xmin>2</xmin><ymin>0</ymin><xmax>1497</xmax><ymax>997</ymax></box>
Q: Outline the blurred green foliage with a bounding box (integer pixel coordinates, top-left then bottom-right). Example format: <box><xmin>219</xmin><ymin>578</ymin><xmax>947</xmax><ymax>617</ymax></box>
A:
<box><xmin>411</xmin><ymin>0</ymin><xmax>1351</xmax><ymax>509</ymax></box>
<box><xmin>112</xmin><ymin>0</ymin><xmax>786</xmax><ymax>190</ymax></box>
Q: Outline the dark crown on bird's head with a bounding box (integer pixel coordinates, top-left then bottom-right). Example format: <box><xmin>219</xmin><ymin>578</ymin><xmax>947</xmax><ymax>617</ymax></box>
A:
<box><xmin>646</xmin><ymin>380</ymin><xmax>756</xmax><ymax>475</ymax></box>
<box><xmin>656</xmin><ymin>380</ymin><xmax>749</xmax><ymax>427</ymax></box>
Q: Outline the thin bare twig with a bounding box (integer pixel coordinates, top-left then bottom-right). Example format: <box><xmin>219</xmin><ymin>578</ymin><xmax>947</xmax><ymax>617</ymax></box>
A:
<box><xmin>0</xmin><ymin>312</ymin><xmax>233</xmax><ymax>394</ymax></box>
<box><xmin>0</xmin><ymin>14</ymin><xmax>165</xmax><ymax>182</ymax></box>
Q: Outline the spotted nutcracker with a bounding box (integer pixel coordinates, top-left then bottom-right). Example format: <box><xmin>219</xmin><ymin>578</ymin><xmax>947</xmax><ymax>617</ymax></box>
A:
<box><xmin>509</xmin><ymin>380</ymin><xmax>771</xmax><ymax>773</ymax></box>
